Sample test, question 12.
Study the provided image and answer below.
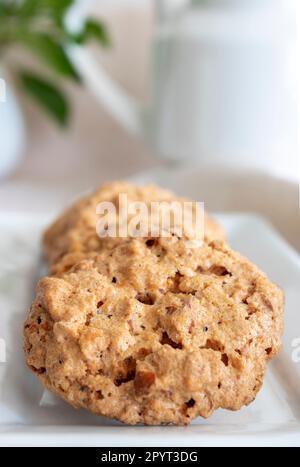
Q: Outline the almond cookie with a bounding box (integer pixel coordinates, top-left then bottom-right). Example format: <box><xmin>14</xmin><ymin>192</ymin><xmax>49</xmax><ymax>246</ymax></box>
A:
<box><xmin>24</xmin><ymin>233</ymin><xmax>284</xmax><ymax>425</ymax></box>
<box><xmin>43</xmin><ymin>181</ymin><xmax>225</xmax><ymax>273</ymax></box>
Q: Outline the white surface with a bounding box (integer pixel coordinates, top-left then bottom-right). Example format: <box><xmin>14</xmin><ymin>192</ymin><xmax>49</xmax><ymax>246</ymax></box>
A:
<box><xmin>0</xmin><ymin>212</ymin><xmax>299</xmax><ymax>446</ymax></box>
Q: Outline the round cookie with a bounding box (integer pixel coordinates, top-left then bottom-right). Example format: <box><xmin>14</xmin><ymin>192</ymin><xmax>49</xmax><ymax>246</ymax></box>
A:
<box><xmin>24</xmin><ymin>236</ymin><xmax>284</xmax><ymax>425</ymax></box>
<box><xmin>43</xmin><ymin>181</ymin><xmax>225</xmax><ymax>272</ymax></box>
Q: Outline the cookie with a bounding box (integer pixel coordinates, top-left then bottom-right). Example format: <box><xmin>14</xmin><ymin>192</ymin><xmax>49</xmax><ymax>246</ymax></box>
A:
<box><xmin>24</xmin><ymin>230</ymin><xmax>284</xmax><ymax>425</ymax></box>
<box><xmin>43</xmin><ymin>181</ymin><xmax>225</xmax><ymax>273</ymax></box>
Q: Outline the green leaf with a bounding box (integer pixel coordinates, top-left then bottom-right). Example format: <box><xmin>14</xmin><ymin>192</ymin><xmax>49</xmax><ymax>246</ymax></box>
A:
<box><xmin>20</xmin><ymin>70</ymin><xmax>70</xmax><ymax>126</ymax></box>
<box><xmin>44</xmin><ymin>0</ymin><xmax>73</xmax><ymax>15</ymax></box>
<box><xmin>73</xmin><ymin>19</ymin><xmax>110</xmax><ymax>47</ymax></box>
<box><xmin>16</xmin><ymin>0</ymin><xmax>73</xmax><ymax>20</ymax></box>
<box><xmin>0</xmin><ymin>1</ymin><xmax>16</xmax><ymax>17</ymax></box>
<box><xmin>17</xmin><ymin>0</ymin><xmax>40</xmax><ymax>17</ymax></box>
<box><xmin>22</xmin><ymin>32</ymin><xmax>80</xmax><ymax>82</ymax></box>
<box><xmin>43</xmin><ymin>0</ymin><xmax>74</xmax><ymax>26</ymax></box>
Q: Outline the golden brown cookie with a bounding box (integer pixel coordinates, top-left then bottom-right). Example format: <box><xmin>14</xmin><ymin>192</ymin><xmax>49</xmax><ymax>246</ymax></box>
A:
<box><xmin>43</xmin><ymin>181</ymin><xmax>225</xmax><ymax>273</ymax></box>
<box><xmin>24</xmin><ymin>230</ymin><xmax>284</xmax><ymax>424</ymax></box>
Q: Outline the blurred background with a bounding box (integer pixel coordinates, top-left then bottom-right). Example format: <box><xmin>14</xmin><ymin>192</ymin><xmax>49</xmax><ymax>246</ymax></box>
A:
<box><xmin>0</xmin><ymin>0</ymin><xmax>299</xmax><ymax>248</ymax></box>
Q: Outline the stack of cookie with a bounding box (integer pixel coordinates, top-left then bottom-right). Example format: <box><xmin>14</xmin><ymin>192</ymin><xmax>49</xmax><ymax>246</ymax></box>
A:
<box><xmin>24</xmin><ymin>182</ymin><xmax>284</xmax><ymax>425</ymax></box>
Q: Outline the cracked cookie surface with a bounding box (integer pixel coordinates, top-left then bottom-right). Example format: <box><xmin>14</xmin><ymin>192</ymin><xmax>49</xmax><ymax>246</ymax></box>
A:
<box><xmin>43</xmin><ymin>181</ymin><xmax>225</xmax><ymax>273</ymax></box>
<box><xmin>24</xmin><ymin>221</ymin><xmax>284</xmax><ymax>424</ymax></box>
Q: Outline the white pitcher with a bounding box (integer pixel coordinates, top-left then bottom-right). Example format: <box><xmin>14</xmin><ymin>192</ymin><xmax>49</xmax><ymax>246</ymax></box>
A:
<box><xmin>69</xmin><ymin>0</ymin><xmax>298</xmax><ymax>180</ymax></box>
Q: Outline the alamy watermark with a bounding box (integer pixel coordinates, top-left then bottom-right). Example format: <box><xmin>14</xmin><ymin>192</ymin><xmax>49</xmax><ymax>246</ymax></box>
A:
<box><xmin>0</xmin><ymin>338</ymin><xmax>6</xmax><ymax>363</ymax></box>
<box><xmin>292</xmin><ymin>338</ymin><xmax>300</xmax><ymax>363</ymax></box>
<box><xmin>96</xmin><ymin>194</ymin><xmax>204</xmax><ymax>244</ymax></box>
<box><xmin>0</xmin><ymin>78</ymin><xmax>6</xmax><ymax>103</ymax></box>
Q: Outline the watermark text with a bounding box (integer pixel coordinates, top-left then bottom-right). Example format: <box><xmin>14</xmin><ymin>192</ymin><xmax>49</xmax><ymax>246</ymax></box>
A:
<box><xmin>96</xmin><ymin>194</ymin><xmax>204</xmax><ymax>244</ymax></box>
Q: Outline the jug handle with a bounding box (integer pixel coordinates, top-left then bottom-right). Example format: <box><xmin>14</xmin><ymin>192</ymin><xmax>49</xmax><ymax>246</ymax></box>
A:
<box><xmin>68</xmin><ymin>45</ymin><xmax>145</xmax><ymax>138</ymax></box>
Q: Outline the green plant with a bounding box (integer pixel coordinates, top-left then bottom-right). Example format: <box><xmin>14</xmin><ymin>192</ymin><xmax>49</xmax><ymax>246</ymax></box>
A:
<box><xmin>0</xmin><ymin>0</ymin><xmax>110</xmax><ymax>126</ymax></box>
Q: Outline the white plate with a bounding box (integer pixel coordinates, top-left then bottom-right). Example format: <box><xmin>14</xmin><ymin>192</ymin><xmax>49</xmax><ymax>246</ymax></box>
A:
<box><xmin>0</xmin><ymin>212</ymin><xmax>300</xmax><ymax>447</ymax></box>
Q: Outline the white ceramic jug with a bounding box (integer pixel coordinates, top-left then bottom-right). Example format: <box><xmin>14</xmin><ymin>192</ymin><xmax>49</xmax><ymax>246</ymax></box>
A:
<box><xmin>69</xmin><ymin>0</ymin><xmax>298</xmax><ymax>179</ymax></box>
